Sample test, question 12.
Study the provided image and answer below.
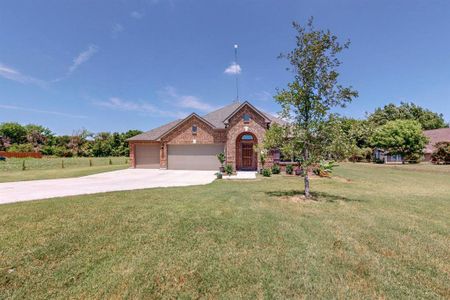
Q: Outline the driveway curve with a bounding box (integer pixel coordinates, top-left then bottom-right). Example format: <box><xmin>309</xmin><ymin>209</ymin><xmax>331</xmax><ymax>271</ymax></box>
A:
<box><xmin>0</xmin><ymin>169</ymin><xmax>216</xmax><ymax>204</ymax></box>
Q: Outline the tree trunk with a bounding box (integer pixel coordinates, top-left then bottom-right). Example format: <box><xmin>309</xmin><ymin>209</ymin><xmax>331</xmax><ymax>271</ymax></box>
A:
<box><xmin>304</xmin><ymin>171</ymin><xmax>310</xmax><ymax>198</ymax></box>
<box><xmin>303</xmin><ymin>147</ymin><xmax>311</xmax><ymax>198</ymax></box>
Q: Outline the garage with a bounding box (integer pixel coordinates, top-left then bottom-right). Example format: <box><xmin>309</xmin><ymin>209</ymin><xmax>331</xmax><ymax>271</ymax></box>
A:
<box><xmin>135</xmin><ymin>144</ymin><xmax>160</xmax><ymax>168</ymax></box>
<box><xmin>168</xmin><ymin>144</ymin><xmax>224</xmax><ymax>170</ymax></box>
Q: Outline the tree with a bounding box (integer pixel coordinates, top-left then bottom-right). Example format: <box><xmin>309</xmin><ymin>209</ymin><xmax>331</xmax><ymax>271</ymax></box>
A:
<box><xmin>371</xmin><ymin>120</ymin><xmax>428</xmax><ymax>163</ymax></box>
<box><xmin>0</xmin><ymin>122</ymin><xmax>27</xmax><ymax>145</ymax></box>
<box><xmin>368</xmin><ymin>102</ymin><xmax>448</xmax><ymax>130</ymax></box>
<box><xmin>25</xmin><ymin>124</ymin><xmax>53</xmax><ymax>152</ymax></box>
<box><xmin>274</xmin><ymin>18</ymin><xmax>358</xmax><ymax>197</ymax></box>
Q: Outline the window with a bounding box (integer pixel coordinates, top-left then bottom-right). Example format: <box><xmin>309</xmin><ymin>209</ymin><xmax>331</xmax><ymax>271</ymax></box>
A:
<box><xmin>192</xmin><ymin>125</ymin><xmax>197</xmax><ymax>134</ymax></box>
<box><xmin>243</xmin><ymin>113</ymin><xmax>251</xmax><ymax>123</ymax></box>
<box><xmin>241</xmin><ymin>134</ymin><xmax>253</xmax><ymax>141</ymax></box>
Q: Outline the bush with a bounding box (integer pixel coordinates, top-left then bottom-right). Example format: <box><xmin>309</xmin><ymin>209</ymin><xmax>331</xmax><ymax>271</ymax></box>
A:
<box><xmin>7</xmin><ymin>143</ymin><xmax>34</xmax><ymax>152</ymax></box>
<box><xmin>271</xmin><ymin>164</ymin><xmax>280</xmax><ymax>174</ymax></box>
<box><xmin>285</xmin><ymin>164</ymin><xmax>293</xmax><ymax>174</ymax></box>
<box><xmin>224</xmin><ymin>164</ymin><xmax>233</xmax><ymax>176</ymax></box>
<box><xmin>215</xmin><ymin>172</ymin><xmax>223</xmax><ymax>179</ymax></box>
<box><xmin>313</xmin><ymin>160</ymin><xmax>336</xmax><ymax>177</ymax></box>
<box><xmin>431</xmin><ymin>142</ymin><xmax>450</xmax><ymax>164</ymax></box>
<box><xmin>262</xmin><ymin>168</ymin><xmax>272</xmax><ymax>177</ymax></box>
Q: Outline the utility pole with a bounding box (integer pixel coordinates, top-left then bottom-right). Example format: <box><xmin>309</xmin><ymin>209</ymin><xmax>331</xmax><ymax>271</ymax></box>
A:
<box><xmin>234</xmin><ymin>44</ymin><xmax>239</xmax><ymax>103</ymax></box>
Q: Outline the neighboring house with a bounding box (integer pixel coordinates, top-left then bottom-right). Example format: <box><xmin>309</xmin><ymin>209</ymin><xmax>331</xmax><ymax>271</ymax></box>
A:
<box><xmin>373</xmin><ymin>149</ymin><xmax>403</xmax><ymax>164</ymax></box>
<box><xmin>373</xmin><ymin>128</ymin><xmax>450</xmax><ymax>163</ymax></box>
<box><xmin>127</xmin><ymin>101</ymin><xmax>285</xmax><ymax>171</ymax></box>
<box><xmin>423</xmin><ymin>128</ymin><xmax>450</xmax><ymax>161</ymax></box>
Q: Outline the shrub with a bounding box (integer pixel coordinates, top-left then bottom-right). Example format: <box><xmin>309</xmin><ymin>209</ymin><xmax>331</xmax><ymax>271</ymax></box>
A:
<box><xmin>224</xmin><ymin>164</ymin><xmax>233</xmax><ymax>176</ymax></box>
<box><xmin>271</xmin><ymin>164</ymin><xmax>280</xmax><ymax>174</ymax></box>
<box><xmin>313</xmin><ymin>160</ymin><xmax>336</xmax><ymax>177</ymax></box>
<box><xmin>216</xmin><ymin>152</ymin><xmax>225</xmax><ymax>166</ymax></box>
<box><xmin>7</xmin><ymin>143</ymin><xmax>34</xmax><ymax>153</ymax></box>
<box><xmin>285</xmin><ymin>164</ymin><xmax>293</xmax><ymax>175</ymax></box>
<box><xmin>431</xmin><ymin>142</ymin><xmax>450</xmax><ymax>164</ymax></box>
<box><xmin>262</xmin><ymin>168</ymin><xmax>272</xmax><ymax>177</ymax></box>
<box><xmin>215</xmin><ymin>172</ymin><xmax>223</xmax><ymax>179</ymax></box>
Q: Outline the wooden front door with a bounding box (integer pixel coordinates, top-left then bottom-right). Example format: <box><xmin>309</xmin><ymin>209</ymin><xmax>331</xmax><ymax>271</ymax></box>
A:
<box><xmin>241</xmin><ymin>143</ymin><xmax>254</xmax><ymax>170</ymax></box>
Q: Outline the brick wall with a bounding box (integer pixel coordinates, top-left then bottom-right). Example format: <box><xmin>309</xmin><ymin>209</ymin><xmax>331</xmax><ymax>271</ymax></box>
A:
<box><xmin>225</xmin><ymin>105</ymin><xmax>273</xmax><ymax>171</ymax></box>
<box><xmin>162</xmin><ymin>115</ymin><xmax>226</xmax><ymax>145</ymax></box>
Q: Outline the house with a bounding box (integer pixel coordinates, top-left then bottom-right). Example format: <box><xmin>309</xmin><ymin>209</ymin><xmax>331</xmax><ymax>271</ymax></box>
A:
<box><xmin>373</xmin><ymin>149</ymin><xmax>403</xmax><ymax>164</ymax></box>
<box><xmin>127</xmin><ymin>101</ymin><xmax>285</xmax><ymax>171</ymax></box>
<box><xmin>373</xmin><ymin>127</ymin><xmax>450</xmax><ymax>163</ymax></box>
<box><xmin>423</xmin><ymin>128</ymin><xmax>450</xmax><ymax>161</ymax></box>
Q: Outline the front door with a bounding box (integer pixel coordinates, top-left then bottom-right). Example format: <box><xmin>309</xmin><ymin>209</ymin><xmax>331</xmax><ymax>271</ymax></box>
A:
<box><xmin>241</xmin><ymin>143</ymin><xmax>254</xmax><ymax>170</ymax></box>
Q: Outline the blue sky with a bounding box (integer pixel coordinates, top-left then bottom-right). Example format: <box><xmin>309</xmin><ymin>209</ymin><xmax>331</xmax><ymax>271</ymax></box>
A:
<box><xmin>1</xmin><ymin>0</ymin><xmax>449</xmax><ymax>134</ymax></box>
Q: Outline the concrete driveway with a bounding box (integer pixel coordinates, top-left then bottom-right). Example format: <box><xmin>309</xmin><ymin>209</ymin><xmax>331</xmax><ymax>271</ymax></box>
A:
<box><xmin>0</xmin><ymin>169</ymin><xmax>216</xmax><ymax>204</ymax></box>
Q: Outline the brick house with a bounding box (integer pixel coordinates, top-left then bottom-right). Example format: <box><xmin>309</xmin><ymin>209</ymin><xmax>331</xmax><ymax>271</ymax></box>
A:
<box><xmin>127</xmin><ymin>101</ymin><xmax>285</xmax><ymax>171</ymax></box>
<box><xmin>423</xmin><ymin>128</ymin><xmax>450</xmax><ymax>161</ymax></box>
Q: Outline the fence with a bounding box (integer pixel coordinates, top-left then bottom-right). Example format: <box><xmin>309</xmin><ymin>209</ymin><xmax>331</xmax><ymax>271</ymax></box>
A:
<box><xmin>0</xmin><ymin>151</ymin><xmax>42</xmax><ymax>158</ymax></box>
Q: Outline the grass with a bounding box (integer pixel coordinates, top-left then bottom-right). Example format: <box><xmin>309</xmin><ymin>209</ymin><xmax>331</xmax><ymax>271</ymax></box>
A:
<box><xmin>0</xmin><ymin>163</ymin><xmax>449</xmax><ymax>298</ymax></box>
<box><xmin>0</xmin><ymin>157</ymin><xmax>129</xmax><ymax>183</ymax></box>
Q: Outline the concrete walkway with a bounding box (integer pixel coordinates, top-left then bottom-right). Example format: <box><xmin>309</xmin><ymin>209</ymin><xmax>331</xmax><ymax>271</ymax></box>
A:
<box><xmin>223</xmin><ymin>171</ymin><xmax>257</xmax><ymax>180</ymax></box>
<box><xmin>0</xmin><ymin>169</ymin><xmax>216</xmax><ymax>204</ymax></box>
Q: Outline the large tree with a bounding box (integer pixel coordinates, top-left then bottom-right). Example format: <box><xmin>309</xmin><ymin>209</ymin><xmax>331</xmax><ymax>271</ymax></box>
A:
<box><xmin>274</xmin><ymin>18</ymin><xmax>358</xmax><ymax>197</ymax></box>
<box><xmin>371</xmin><ymin>119</ymin><xmax>428</xmax><ymax>163</ymax></box>
<box><xmin>368</xmin><ymin>102</ymin><xmax>448</xmax><ymax>130</ymax></box>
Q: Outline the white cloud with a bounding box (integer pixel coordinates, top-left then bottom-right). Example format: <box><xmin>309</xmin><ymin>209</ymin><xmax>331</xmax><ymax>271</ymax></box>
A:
<box><xmin>68</xmin><ymin>45</ymin><xmax>99</xmax><ymax>74</ymax></box>
<box><xmin>224</xmin><ymin>62</ymin><xmax>241</xmax><ymax>75</ymax></box>
<box><xmin>111</xmin><ymin>23</ymin><xmax>124</xmax><ymax>38</ymax></box>
<box><xmin>160</xmin><ymin>86</ymin><xmax>216</xmax><ymax>112</ymax></box>
<box><xmin>0</xmin><ymin>104</ymin><xmax>87</xmax><ymax>118</ymax></box>
<box><xmin>130</xmin><ymin>11</ymin><xmax>144</xmax><ymax>19</ymax></box>
<box><xmin>94</xmin><ymin>97</ymin><xmax>187</xmax><ymax>118</ymax></box>
<box><xmin>0</xmin><ymin>63</ymin><xmax>46</xmax><ymax>87</ymax></box>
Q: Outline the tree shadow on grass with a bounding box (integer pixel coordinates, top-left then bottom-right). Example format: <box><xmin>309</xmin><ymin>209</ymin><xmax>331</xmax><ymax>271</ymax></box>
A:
<box><xmin>265</xmin><ymin>190</ymin><xmax>363</xmax><ymax>203</ymax></box>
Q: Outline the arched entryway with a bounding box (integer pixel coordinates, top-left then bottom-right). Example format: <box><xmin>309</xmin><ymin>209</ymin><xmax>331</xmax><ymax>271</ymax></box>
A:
<box><xmin>236</xmin><ymin>132</ymin><xmax>257</xmax><ymax>171</ymax></box>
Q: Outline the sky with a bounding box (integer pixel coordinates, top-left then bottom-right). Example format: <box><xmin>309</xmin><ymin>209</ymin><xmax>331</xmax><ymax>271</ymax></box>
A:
<box><xmin>1</xmin><ymin>0</ymin><xmax>450</xmax><ymax>135</ymax></box>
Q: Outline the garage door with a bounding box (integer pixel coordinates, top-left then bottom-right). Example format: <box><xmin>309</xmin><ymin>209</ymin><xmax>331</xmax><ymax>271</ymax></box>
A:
<box><xmin>135</xmin><ymin>144</ymin><xmax>160</xmax><ymax>168</ymax></box>
<box><xmin>168</xmin><ymin>144</ymin><xmax>224</xmax><ymax>170</ymax></box>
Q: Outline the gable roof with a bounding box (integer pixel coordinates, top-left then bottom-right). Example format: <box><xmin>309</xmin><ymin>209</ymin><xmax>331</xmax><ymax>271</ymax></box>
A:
<box><xmin>423</xmin><ymin>128</ymin><xmax>450</xmax><ymax>153</ymax></box>
<box><xmin>127</xmin><ymin>101</ymin><xmax>285</xmax><ymax>141</ymax></box>
<box><xmin>222</xmin><ymin>101</ymin><xmax>271</xmax><ymax>125</ymax></box>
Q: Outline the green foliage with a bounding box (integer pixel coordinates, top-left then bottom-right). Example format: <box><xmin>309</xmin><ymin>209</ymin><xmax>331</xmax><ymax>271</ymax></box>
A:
<box><xmin>274</xmin><ymin>18</ymin><xmax>358</xmax><ymax>197</ymax></box>
<box><xmin>286</xmin><ymin>164</ymin><xmax>294</xmax><ymax>174</ymax></box>
<box><xmin>224</xmin><ymin>164</ymin><xmax>233</xmax><ymax>176</ymax></box>
<box><xmin>313</xmin><ymin>160</ymin><xmax>336</xmax><ymax>177</ymax></box>
<box><xmin>368</xmin><ymin>102</ymin><xmax>448</xmax><ymax>130</ymax></box>
<box><xmin>262</xmin><ymin>168</ymin><xmax>272</xmax><ymax>177</ymax></box>
<box><xmin>0</xmin><ymin>122</ymin><xmax>28</xmax><ymax>145</ymax></box>
<box><xmin>215</xmin><ymin>172</ymin><xmax>223</xmax><ymax>179</ymax></box>
<box><xmin>271</xmin><ymin>164</ymin><xmax>281</xmax><ymax>174</ymax></box>
<box><xmin>0</xmin><ymin>122</ymin><xmax>142</xmax><ymax>158</ymax></box>
<box><xmin>371</xmin><ymin>120</ymin><xmax>428</xmax><ymax>163</ymax></box>
<box><xmin>7</xmin><ymin>143</ymin><xmax>34</xmax><ymax>152</ymax></box>
<box><xmin>216</xmin><ymin>152</ymin><xmax>225</xmax><ymax>166</ymax></box>
<box><xmin>431</xmin><ymin>142</ymin><xmax>450</xmax><ymax>164</ymax></box>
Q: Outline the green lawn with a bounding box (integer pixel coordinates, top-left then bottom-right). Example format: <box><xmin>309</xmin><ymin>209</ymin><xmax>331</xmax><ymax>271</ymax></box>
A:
<box><xmin>1</xmin><ymin>163</ymin><xmax>449</xmax><ymax>299</ymax></box>
<box><xmin>0</xmin><ymin>157</ymin><xmax>129</xmax><ymax>182</ymax></box>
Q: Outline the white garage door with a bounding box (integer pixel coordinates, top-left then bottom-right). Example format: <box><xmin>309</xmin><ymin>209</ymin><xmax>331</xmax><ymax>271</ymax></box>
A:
<box><xmin>135</xmin><ymin>144</ymin><xmax>160</xmax><ymax>168</ymax></box>
<box><xmin>168</xmin><ymin>144</ymin><xmax>224</xmax><ymax>170</ymax></box>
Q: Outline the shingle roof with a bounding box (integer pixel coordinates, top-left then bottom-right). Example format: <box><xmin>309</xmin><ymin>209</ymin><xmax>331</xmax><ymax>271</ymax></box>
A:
<box><xmin>127</xmin><ymin>101</ymin><xmax>285</xmax><ymax>141</ymax></box>
<box><xmin>423</xmin><ymin>128</ymin><xmax>450</xmax><ymax>153</ymax></box>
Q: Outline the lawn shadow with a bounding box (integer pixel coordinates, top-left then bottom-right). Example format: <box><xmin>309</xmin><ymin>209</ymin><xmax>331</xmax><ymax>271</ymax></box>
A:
<box><xmin>266</xmin><ymin>190</ymin><xmax>362</xmax><ymax>203</ymax></box>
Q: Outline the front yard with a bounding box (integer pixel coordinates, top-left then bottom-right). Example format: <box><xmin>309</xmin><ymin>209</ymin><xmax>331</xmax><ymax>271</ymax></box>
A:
<box><xmin>0</xmin><ymin>163</ymin><xmax>449</xmax><ymax>298</ymax></box>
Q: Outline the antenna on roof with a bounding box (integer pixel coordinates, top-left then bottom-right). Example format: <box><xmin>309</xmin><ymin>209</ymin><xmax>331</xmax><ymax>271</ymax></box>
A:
<box><xmin>234</xmin><ymin>44</ymin><xmax>239</xmax><ymax>103</ymax></box>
